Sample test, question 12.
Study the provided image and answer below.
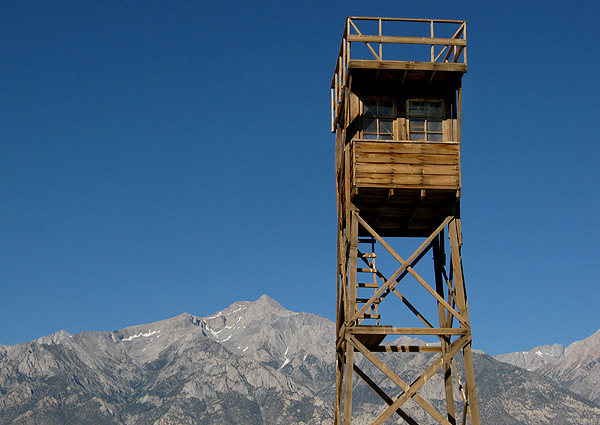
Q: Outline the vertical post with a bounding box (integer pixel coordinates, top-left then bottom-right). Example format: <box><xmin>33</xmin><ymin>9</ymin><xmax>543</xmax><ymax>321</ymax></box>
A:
<box><xmin>342</xmin><ymin>340</ymin><xmax>354</xmax><ymax>424</ymax></box>
<box><xmin>342</xmin><ymin>204</ymin><xmax>359</xmax><ymax>424</ymax></box>
<box><xmin>348</xmin><ymin>208</ymin><xmax>358</xmax><ymax>320</ymax></box>
<box><xmin>430</xmin><ymin>20</ymin><xmax>435</xmax><ymax>62</ymax></box>
<box><xmin>457</xmin><ymin>83</ymin><xmax>462</xmax><ymax>145</ymax></box>
<box><xmin>334</xmin><ymin>349</ymin><xmax>344</xmax><ymax>425</ymax></box>
<box><xmin>434</xmin><ymin>232</ymin><xmax>456</xmax><ymax>424</ymax></box>
<box><xmin>449</xmin><ymin>217</ymin><xmax>481</xmax><ymax>425</ymax></box>
<box><xmin>379</xmin><ymin>18</ymin><xmax>383</xmax><ymax>60</ymax></box>
<box><xmin>463</xmin><ymin>22</ymin><xmax>467</xmax><ymax>66</ymax></box>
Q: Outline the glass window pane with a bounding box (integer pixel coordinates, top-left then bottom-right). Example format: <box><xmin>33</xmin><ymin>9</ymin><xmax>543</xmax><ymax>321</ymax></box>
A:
<box><xmin>428</xmin><ymin>133</ymin><xmax>443</xmax><ymax>142</ymax></box>
<box><xmin>364</xmin><ymin>102</ymin><xmax>376</xmax><ymax>117</ymax></box>
<box><xmin>410</xmin><ymin>119</ymin><xmax>425</xmax><ymax>131</ymax></box>
<box><xmin>408</xmin><ymin>101</ymin><xmax>426</xmax><ymax>117</ymax></box>
<box><xmin>380</xmin><ymin>119</ymin><xmax>393</xmax><ymax>134</ymax></box>
<box><xmin>427</xmin><ymin>102</ymin><xmax>443</xmax><ymax>117</ymax></box>
<box><xmin>364</xmin><ymin>133</ymin><xmax>378</xmax><ymax>140</ymax></box>
<box><xmin>410</xmin><ymin>132</ymin><xmax>424</xmax><ymax>141</ymax></box>
<box><xmin>428</xmin><ymin>119</ymin><xmax>443</xmax><ymax>132</ymax></box>
<box><xmin>363</xmin><ymin>117</ymin><xmax>377</xmax><ymax>133</ymax></box>
<box><xmin>380</xmin><ymin>134</ymin><xmax>393</xmax><ymax>140</ymax></box>
<box><xmin>379</xmin><ymin>102</ymin><xmax>394</xmax><ymax>117</ymax></box>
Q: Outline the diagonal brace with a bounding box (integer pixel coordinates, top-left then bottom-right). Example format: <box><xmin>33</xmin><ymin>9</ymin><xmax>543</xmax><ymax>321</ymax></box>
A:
<box><xmin>348</xmin><ymin>335</ymin><xmax>454</xmax><ymax>425</ymax></box>
<box><xmin>370</xmin><ymin>335</ymin><xmax>471</xmax><ymax>425</ymax></box>
<box><xmin>351</xmin><ymin>214</ymin><xmax>468</xmax><ymax>326</ymax></box>
<box><xmin>353</xmin><ymin>364</ymin><xmax>419</xmax><ymax>425</ymax></box>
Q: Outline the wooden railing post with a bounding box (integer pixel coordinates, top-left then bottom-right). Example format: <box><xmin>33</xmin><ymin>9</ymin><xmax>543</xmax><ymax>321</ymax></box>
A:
<box><xmin>430</xmin><ymin>20</ymin><xmax>435</xmax><ymax>62</ymax></box>
<box><xmin>379</xmin><ymin>18</ymin><xmax>383</xmax><ymax>60</ymax></box>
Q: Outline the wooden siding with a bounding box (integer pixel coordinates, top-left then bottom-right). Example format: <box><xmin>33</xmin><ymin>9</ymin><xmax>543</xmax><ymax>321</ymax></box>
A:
<box><xmin>352</xmin><ymin>140</ymin><xmax>460</xmax><ymax>190</ymax></box>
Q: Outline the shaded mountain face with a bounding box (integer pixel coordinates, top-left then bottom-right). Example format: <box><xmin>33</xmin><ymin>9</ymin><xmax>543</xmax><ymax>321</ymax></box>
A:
<box><xmin>1</xmin><ymin>295</ymin><xmax>599</xmax><ymax>425</ymax></box>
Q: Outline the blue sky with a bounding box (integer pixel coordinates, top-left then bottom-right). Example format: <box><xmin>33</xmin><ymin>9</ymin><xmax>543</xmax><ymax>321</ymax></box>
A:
<box><xmin>1</xmin><ymin>1</ymin><xmax>598</xmax><ymax>355</ymax></box>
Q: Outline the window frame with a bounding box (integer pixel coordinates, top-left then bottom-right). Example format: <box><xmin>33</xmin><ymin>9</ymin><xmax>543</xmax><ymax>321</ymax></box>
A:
<box><xmin>360</xmin><ymin>98</ymin><xmax>396</xmax><ymax>141</ymax></box>
<box><xmin>406</xmin><ymin>98</ymin><xmax>445</xmax><ymax>142</ymax></box>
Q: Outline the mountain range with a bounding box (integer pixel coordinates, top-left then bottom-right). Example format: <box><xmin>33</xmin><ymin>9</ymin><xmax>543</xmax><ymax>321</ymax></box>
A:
<box><xmin>0</xmin><ymin>295</ymin><xmax>599</xmax><ymax>424</ymax></box>
<box><xmin>494</xmin><ymin>328</ymin><xmax>600</xmax><ymax>405</ymax></box>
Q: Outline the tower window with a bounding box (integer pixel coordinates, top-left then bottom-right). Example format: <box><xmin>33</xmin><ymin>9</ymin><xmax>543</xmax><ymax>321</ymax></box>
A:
<box><xmin>408</xmin><ymin>100</ymin><xmax>443</xmax><ymax>141</ymax></box>
<box><xmin>362</xmin><ymin>100</ymin><xmax>394</xmax><ymax>140</ymax></box>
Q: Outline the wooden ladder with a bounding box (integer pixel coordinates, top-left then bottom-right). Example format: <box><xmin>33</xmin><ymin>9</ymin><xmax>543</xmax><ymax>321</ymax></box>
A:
<box><xmin>357</xmin><ymin>237</ymin><xmax>381</xmax><ymax>324</ymax></box>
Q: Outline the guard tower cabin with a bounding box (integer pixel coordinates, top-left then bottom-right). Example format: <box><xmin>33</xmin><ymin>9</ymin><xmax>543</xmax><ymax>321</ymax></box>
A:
<box><xmin>332</xmin><ymin>17</ymin><xmax>466</xmax><ymax>237</ymax></box>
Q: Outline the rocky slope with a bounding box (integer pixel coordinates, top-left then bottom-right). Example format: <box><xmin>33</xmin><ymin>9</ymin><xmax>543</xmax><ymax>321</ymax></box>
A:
<box><xmin>0</xmin><ymin>295</ymin><xmax>599</xmax><ymax>424</ymax></box>
<box><xmin>493</xmin><ymin>329</ymin><xmax>600</xmax><ymax>406</ymax></box>
<box><xmin>539</xmin><ymin>330</ymin><xmax>600</xmax><ymax>405</ymax></box>
<box><xmin>493</xmin><ymin>343</ymin><xmax>565</xmax><ymax>371</ymax></box>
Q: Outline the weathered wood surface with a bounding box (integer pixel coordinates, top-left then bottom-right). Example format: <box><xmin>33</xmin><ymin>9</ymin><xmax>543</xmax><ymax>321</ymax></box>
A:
<box><xmin>348</xmin><ymin>60</ymin><xmax>467</xmax><ymax>73</ymax></box>
<box><xmin>332</xmin><ymin>16</ymin><xmax>479</xmax><ymax>425</ymax></box>
<box><xmin>352</xmin><ymin>140</ymin><xmax>460</xmax><ymax>190</ymax></box>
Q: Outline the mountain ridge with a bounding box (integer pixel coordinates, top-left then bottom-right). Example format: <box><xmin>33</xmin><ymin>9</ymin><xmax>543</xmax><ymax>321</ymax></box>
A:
<box><xmin>1</xmin><ymin>295</ymin><xmax>599</xmax><ymax>424</ymax></box>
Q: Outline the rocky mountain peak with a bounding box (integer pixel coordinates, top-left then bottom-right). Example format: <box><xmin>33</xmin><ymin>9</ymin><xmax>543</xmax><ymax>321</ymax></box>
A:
<box><xmin>494</xmin><ymin>343</ymin><xmax>566</xmax><ymax>371</ymax></box>
<box><xmin>34</xmin><ymin>329</ymin><xmax>72</xmax><ymax>345</ymax></box>
<box><xmin>563</xmin><ymin>329</ymin><xmax>600</xmax><ymax>369</ymax></box>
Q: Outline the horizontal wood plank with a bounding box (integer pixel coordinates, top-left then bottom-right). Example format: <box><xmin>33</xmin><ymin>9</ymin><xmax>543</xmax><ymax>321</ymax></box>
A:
<box><xmin>348</xmin><ymin>60</ymin><xmax>467</xmax><ymax>73</ymax></box>
<box><xmin>356</xmin><ymin>174</ymin><xmax>459</xmax><ymax>187</ymax></box>
<box><xmin>347</xmin><ymin>35</ymin><xmax>466</xmax><ymax>47</ymax></box>
<box><xmin>354</xmin><ymin>141</ymin><xmax>459</xmax><ymax>155</ymax></box>
<box><xmin>351</xmin><ymin>140</ymin><xmax>461</xmax><ymax>191</ymax></box>
<box><xmin>356</xmin><ymin>154</ymin><xmax>459</xmax><ymax>166</ymax></box>
<box><xmin>348</xmin><ymin>326</ymin><xmax>468</xmax><ymax>336</ymax></box>
<box><xmin>356</xmin><ymin>163</ymin><xmax>459</xmax><ymax>175</ymax></box>
<box><xmin>370</xmin><ymin>345</ymin><xmax>443</xmax><ymax>353</ymax></box>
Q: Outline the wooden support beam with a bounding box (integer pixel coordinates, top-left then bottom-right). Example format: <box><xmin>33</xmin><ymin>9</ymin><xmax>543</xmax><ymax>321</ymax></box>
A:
<box><xmin>347</xmin><ymin>35</ymin><xmax>466</xmax><ymax>46</ymax></box>
<box><xmin>370</xmin><ymin>336</ymin><xmax>470</xmax><ymax>425</ymax></box>
<box><xmin>369</xmin><ymin>345</ymin><xmax>442</xmax><ymax>353</ymax></box>
<box><xmin>348</xmin><ymin>335</ymin><xmax>453</xmax><ymax>425</ymax></box>
<box><xmin>347</xmin><ymin>326</ymin><xmax>467</xmax><ymax>336</ymax></box>
<box><xmin>350</xmin><ymin>214</ymin><xmax>449</xmax><ymax>321</ymax></box>
<box><xmin>334</xmin><ymin>351</ymin><xmax>344</xmax><ymax>425</ymax></box>
<box><xmin>348</xmin><ymin>19</ymin><xmax>380</xmax><ymax>60</ymax></box>
<box><xmin>353</xmin><ymin>364</ymin><xmax>419</xmax><ymax>425</ymax></box>
<box><xmin>357</xmin><ymin>252</ymin><xmax>434</xmax><ymax>328</ymax></box>
<box><xmin>343</xmin><ymin>340</ymin><xmax>354</xmax><ymax>424</ymax></box>
<box><xmin>449</xmin><ymin>218</ymin><xmax>480</xmax><ymax>425</ymax></box>
<box><xmin>434</xmin><ymin>233</ymin><xmax>456</xmax><ymax>424</ymax></box>
<box><xmin>348</xmin><ymin>60</ymin><xmax>466</xmax><ymax>73</ymax></box>
<box><xmin>351</xmin><ymin>214</ymin><xmax>468</xmax><ymax>326</ymax></box>
<box><xmin>391</xmin><ymin>287</ymin><xmax>435</xmax><ymax>328</ymax></box>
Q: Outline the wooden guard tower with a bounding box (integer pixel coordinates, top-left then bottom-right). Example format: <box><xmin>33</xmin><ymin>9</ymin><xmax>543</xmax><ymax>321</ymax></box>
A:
<box><xmin>332</xmin><ymin>18</ymin><xmax>481</xmax><ymax>425</ymax></box>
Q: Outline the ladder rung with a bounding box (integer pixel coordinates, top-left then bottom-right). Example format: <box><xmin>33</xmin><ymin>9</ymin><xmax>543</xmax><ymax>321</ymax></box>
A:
<box><xmin>356</xmin><ymin>298</ymin><xmax>380</xmax><ymax>304</ymax></box>
<box><xmin>358</xmin><ymin>253</ymin><xmax>376</xmax><ymax>258</ymax></box>
<box><xmin>357</xmin><ymin>268</ymin><xmax>377</xmax><ymax>273</ymax></box>
<box><xmin>357</xmin><ymin>283</ymin><xmax>379</xmax><ymax>288</ymax></box>
<box><xmin>359</xmin><ymin>314</ymin><xmax>380</xmax><ymax>320</ymax></box>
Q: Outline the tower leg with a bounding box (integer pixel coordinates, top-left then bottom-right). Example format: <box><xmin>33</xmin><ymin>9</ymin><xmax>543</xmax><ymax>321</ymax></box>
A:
<box><xmin>434</xmin><ymin>232</ymin><xmax>456</xmax><ymax>425</ymax></box>
<box><xmin>448</xmin><ymin>218</ymin><xmax>480</xmax><ymax>425</ymax></box>
<box><xmin>342</xmin><ymin>340</ymin><xmax>354</xmax><ymax>424</ymax></box>
<box><xmin>334</xmin><ymin>349</ymin><xmax>343</xmax><ymax>425</ymax></box>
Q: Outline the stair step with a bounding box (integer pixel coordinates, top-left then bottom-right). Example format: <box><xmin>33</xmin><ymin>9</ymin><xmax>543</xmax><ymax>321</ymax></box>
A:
<box><xmin>357</xmin><ymin>283</ymin><xmax>379</xmax><ymax>288</ymax></box>
<box><xmin>358</xmin><ymin>253</ymin><xmax>376</xmax><ymax>258</ymax></box>
<box><xmin>356</xmin><ymin>298</ymin><xmax>380</xmax><ymax>304</ymax></box>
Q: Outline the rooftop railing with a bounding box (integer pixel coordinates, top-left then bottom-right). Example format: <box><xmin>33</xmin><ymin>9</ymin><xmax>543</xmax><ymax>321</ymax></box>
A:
<box><xmin>331</xmin><ymin>17</ymin><xmax>467</xmax><ymax>132</ymax></box>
